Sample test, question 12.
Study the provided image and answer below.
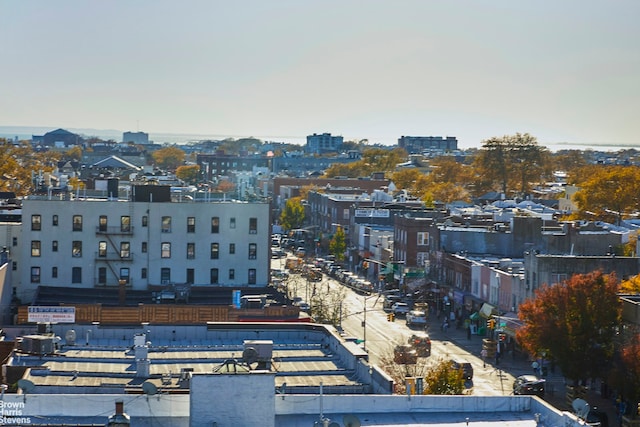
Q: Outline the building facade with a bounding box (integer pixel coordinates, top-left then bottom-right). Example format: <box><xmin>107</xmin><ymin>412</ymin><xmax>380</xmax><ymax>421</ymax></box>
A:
<box><xmin>305</xmin><ymin>133</ymin><xmax>344</xmax><ymax>154</ymax></box>
<box><xmin>397</xmin><ymin>135</ymin><xmax>458</xmax><ymax>154</ymax></box>
<box><xmin>19</xmin><ymin>194</ymin><xmax>270</xmax><ymax>303</ymax></box>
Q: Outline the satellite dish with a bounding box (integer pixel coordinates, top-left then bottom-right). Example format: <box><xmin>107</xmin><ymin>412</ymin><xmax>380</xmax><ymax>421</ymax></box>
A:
<box><xmin>242</xmin><ymin>347</ymin><xmax>259</xmax><ymax>365</ymax></box>
<box><xmin>65</xmin><ymin>330</ymin><xmax>76</xmax><ymax>345</ymax></box>
<box><xmin>572</xmin><ymin>398</ymin><xmax>590</xmax><ymax>419</ymax></box>
<box><xmin>17</xmin><ymin>379</ymin><xmax>35</xmax><ymax>394</ymax></box>
<box><xmin>142</xmin><ymin>381</ymin><xmax>158</xmax><ymax>396</ymax></box>
<box><xmin>343</xmin><ymin>414</ymin><xmax>361</xmax><ymax>427</ymax></box>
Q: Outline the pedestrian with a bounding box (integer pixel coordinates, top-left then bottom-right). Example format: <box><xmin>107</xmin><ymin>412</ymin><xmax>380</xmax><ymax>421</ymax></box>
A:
<box><xmin>481</xmin><ymin>349</ymin><xmax>488</xmax><ymax>368</ymax></box>
<box><xmin>531</xmin><ymin>360</ymin><xmax>540</xmax><ymax>375</ymax></box>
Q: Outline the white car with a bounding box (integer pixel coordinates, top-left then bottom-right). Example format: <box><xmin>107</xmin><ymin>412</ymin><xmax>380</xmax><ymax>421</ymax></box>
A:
<box><xmin>406</xmin><ymin>310</ymin><xmax>427</xmax><ymax>327</ymax></box>
<box><xmin>391</xmin><ymin>302</ymin><xmax>410</xmax><ymax>316</ymax></box>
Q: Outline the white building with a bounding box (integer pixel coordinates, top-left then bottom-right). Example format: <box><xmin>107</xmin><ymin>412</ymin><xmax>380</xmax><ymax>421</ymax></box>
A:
<box><xmin>19</xmin><ymin>189</ymin><xmax>270</xmax><ymax>303</ymax></box>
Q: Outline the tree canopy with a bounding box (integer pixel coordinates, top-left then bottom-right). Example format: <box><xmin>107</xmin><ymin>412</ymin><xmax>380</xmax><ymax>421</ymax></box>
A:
<box><xmin>329</xmin><ymin>226</ymin><xmax>346</xmax><ymax>261</ymax></box>
<box><xmin>175</xmin><ymin>165</ymin><xmax>200</xmax><ymax>185</ymax></box>
<box><xmin>152</xmin><ymin>146</ymin><xmax>186</xmax><ymax>171</ymax></box>
<box><xmin>279</xmin><ymin>197</ymin><xmax>305</xmax><ymax>231</ymax></box>
<box><xmin>516</xmin><ymin>271</ymin><xmax>621</xmax><ymax>383</ymax></box>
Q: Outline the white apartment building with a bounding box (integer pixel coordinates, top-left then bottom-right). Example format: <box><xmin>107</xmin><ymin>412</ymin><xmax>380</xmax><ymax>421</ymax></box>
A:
<box><xmin>19</xmin><ymin>192</ymin><xmax>270</xmax><ymax>303</ymax></box>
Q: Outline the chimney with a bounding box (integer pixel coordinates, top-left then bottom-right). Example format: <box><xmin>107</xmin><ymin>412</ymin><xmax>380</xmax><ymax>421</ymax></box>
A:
<box><xmin>106</xmin><ymin>400</ymin><xmax>130</xmax><ymax>426</ymax></box>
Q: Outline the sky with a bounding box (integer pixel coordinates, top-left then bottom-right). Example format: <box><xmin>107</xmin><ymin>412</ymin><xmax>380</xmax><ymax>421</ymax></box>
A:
<box><xmin>2</xmin><ymin>1</ymin><xmax>639</xmax><ymax>149</ymax></box>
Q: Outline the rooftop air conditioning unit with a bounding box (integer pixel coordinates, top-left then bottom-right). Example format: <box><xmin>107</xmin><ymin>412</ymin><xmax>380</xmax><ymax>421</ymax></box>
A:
<box><xmin>243</xmin><ymin>340</ymin><xmax>273</xmax><ymax>361</ymax></box>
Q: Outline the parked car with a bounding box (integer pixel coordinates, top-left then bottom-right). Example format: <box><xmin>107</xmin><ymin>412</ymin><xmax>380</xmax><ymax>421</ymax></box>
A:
<box><xmin>393</xmin><ymin>345</ymin><xmax>418</xmax><ymax>364</ymax></box>
<box><xmin>391</xmin><ymin>302</ymin><xmax>410</xmax><ymax>316</ymax></box>
<box><xmin>451</xmin><ymin>360</ymin><xmax>473</xmax><ymax>380</ymax></box>
<box><xmin>406</xmin><ymin>310</ymin><xmax>428</xmax><ymax>327</ymax></box>
<box><xmin>513</xmin><ymin>375</ymin><xmax>545</xmax><ymax>397</ymax></box>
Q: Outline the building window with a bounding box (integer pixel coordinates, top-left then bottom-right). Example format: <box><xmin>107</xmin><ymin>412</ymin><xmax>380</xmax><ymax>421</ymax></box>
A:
<box><xmin>142</xmin><ymin>216</ymin><xmax>148</xmax><ymax>227</ymax></box>
<box><xmin>417</xmin><ymin>232</ymin><xmax>429</xmax><ymax>246</ymax></box>
<box><xmin>230</xmin><ymin>217</ymin><xmax>236</xmax><ymax>229</ymax></box>
<box><xmin>229</xmin><ymin>243</ymin><xmax>235</xmax><ymax>254</ymax></box>
<box><xmin>12</xmin><ymin>237</ymin><xmax>16</xmax><ymax>247</ymax></box>
<box><xmin>72</xmin><ymin>241</ymin><xmax>82</xmax><ymax>257</ymax></box>
<box><xmin>249</xmin><ymin>218</ymin><xmax>257</xmax><ymax>234</ymax></box>
<box><xmin>211</xmin><ymin>217</ymin><xmax>220</xmax><ymax>233</ymax></box>
<box><xmin>31</xmin><ymin>267</ymin><xmax>40</xmax><ymax>283</ymax></box>
<box><xmin>186</xmin><ymin>268</ymin><xmax>194</xmax><ymax>284</ymax></box>
<box><xmin>73</xmin><ymin>215</ymin><xmax>83</xmax><ymax>231</ymax></box>
<box><xmin>12</xmin><ymin>261</ymin><xmax>16</xmax><ymax>271</ymax></box>
<box><xmin>161</xmin><ymin>216</ymin><xmax>171</xmax><ymax>233</ymax></box>
<box><xmin>343</xmin><ymin>209</ymin><xmax>349</xmax><ymax>220</ymax></box>
<box><xmin>210</xmin><ymin>268</ymin><xmax>219</xmax><ymax>284</ymax></box>
<box><xmin>161</xmin><ymin>242</ymin><xmax>171</xmax><ymax>258</ymax></box>
<box><xmin>248</xmin><ymin>243</ymin><xmax>257</xmax><ymax>260</ymax></box>
<box><xmin>121</xmin><ymin>216</ymin><xmax>131</xmax><ymax>232</ymax></box>
<box><xmin>141</xmin><ymin>242</ymin><xmax>147</xmax><ymax>253</ymax></box>
<box><xmin>120</xmin><ymin>268</ymin><xmax>130</xmax><ymax>284</ymax></box>
<box><xmin>161</xmin><ymin>268</ymin><xmax>171</xmax><ymax>284</ymax></box>
<box><xmin>141</xmin><ymin>268</ymin><xmax>147</xmax><ymax>279</ymax></box>
<box><xmin>120</xmin><ymin>242</ymin><xmax>130</xmax><ymax>259</ymax></box>
<box><xmin>72</xmin><ymin>267</ymin><xmax>82</xmax><ymax>283</ymax></box>
<box><xmin>187</xmin><ymin>243</ymin><xmax>195</xmax><ymax>259</ymax></box>
<box><xmin>98</xmin><ymin>241</ymin><xmax>107</xmax><ymax>257</ymax></box>
<box><xmin>98</xmin><ymin>267</ymin><xmax>106</xmax><ymax>284</ymax></box>
<box><xmin>99</xmin><ymin>215</ymin><xmax>108</xmax><ymax>232</ymax></box>
<box><xmin>52</xmin><ymin>215</ymin><xmax>58</xmax><ymax>226</ymax></box>
<box><xmin>211</xmin><ymin>243</ymin><xmax>219</xmax><ymax>259</ymax></box>
<box><xmin>248</xmin><ymin>269</ymin><xmax>256</xmax><ymax>284</ymax></box>
<box><xmin>52</xmin><ymin>266</ymin><xmax>58</xmax><ymax>279</ymax></box>
<box><xmin>31</xmin><ymin>241</ymin><xmax>41</xmax><ymax>257</ymax></box>
<box><xmin>52</xmin><ymin>240</ymin><xmax>58</xmax><ymax>252</ymax></box>
<box><xmin>229</xmin><ymin>269</ymin><xmax>235</xmax><ymax>280</ymax></box>
<box><xmin>31</xmin><ymin>215</ymin><xmax>41</xmax><ymax>231</ymax></box>
<box><xmin>187</xmin><ymin>217</ymin><xmax>195</xmax><ymax>233</ymax></box>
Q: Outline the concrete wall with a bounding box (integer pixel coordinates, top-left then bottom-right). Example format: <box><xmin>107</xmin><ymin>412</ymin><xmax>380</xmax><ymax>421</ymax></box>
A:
<box><xmin>191</xmin><ymin>372</ymin><xmax>275</xmax><ymax>427</ymax></box>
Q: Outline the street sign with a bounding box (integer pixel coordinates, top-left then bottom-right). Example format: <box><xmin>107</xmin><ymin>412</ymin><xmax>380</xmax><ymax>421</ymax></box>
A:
<box><xmin>28</xmin><ymin>306</ymin><xmax>75</xmax><ymax>323</ymax></box>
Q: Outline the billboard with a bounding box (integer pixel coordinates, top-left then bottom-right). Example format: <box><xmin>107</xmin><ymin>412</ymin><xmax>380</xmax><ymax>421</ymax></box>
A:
<box><xmin>28</xmin><ymin>306</ymin><xmax>76</xmax><ymax>323</ymax></box>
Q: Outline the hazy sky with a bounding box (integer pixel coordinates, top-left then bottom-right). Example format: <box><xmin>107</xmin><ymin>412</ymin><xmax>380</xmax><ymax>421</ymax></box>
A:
<box><xmin>2</xmin><ymin>1</ymin><xmax>639</xmax><ymax>148</ymax></box>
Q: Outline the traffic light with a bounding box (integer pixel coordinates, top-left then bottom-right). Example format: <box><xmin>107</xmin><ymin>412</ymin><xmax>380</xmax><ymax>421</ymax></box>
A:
<box><xmin>387</xmin><ymin>313</ymin><xmax>395</xmax><ymax>322</ymax></box>
<box><xmin>487</xmin><ymin>319</ymin><xmax>496</xmax><ymax>329</ymax></box>
<box><xmin>498</xmin><ymin>333</ymin><xmax>506</xmax><ymax>342</ymax></box>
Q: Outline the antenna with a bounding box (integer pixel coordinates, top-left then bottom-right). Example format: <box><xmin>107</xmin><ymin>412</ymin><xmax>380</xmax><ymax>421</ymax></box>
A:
<box><xmin>142</xmin><ymin>381</ymin><xmax>158</xmax><ymax>396</ymax></box>
<box><xmin>343</xmin><ymin>414</ymin><xmax>361</xmax><ymax>427</ymax></box>
<box><xmin>572</xmin><ymin>398</ymin><xmax>590</xmax><ymax>420</ymax></box>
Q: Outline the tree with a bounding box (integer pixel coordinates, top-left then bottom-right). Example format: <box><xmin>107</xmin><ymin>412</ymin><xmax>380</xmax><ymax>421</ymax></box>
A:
<box><xmin>474</xmin><ymin>133</ymin><xmax>549</xmax><ymax>197</ymax></box>
<box><xmin>176</xmin><ymin>165</ymin><xmax>200</xmax><ymax>185</ymax></box>
<box><xmin>152</xmin><ymin>146</ymin><xmax>186</xmax><ymax>170</ymax></box>
<box><xmin>329</xmin><ymin>226</ymin><xmax>346</xmax><ymax>262</ymax></box>
<box><xmin>279</xmin><ymin>198</ymin><xmax>305</xmax><ymax>231</ymax></box>
<box><xmin>422</xmin><ymin>358</ymin><xmax>467</xmax><ymax>395</ymax></box>
<box><xmin>572</xmin><ymin>166</ymin><xmax>640</xmax><ymax>225</ymax></box>
<box><xmin>516</xmin><ymin>271</ymin><xmax>621</xmax><ymax>383</ymax></box>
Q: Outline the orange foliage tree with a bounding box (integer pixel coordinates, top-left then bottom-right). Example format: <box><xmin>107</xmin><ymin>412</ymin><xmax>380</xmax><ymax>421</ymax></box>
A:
<box><xmin>516</xmin><ymin>271</ymin><xmax>621</xmax><ymax>383</ymax></box>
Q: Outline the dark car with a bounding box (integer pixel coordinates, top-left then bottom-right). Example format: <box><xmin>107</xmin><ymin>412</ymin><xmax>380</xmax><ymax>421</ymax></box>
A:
<box><xmin>513</xmin><ymin>375</ymin><xmax>545</xmax><ymax>397</ymax></box>
<box><xmin>451</xmin><ymin>360</ymin><xmax>473</xmax><ymax>381</ymax></box>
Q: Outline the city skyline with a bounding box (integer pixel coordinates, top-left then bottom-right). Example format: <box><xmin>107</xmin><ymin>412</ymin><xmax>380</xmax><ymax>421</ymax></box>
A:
<box><xmin>2</xmin><ymin>1</ymin><xmax>639</xmax><ymax>149</ymax></box>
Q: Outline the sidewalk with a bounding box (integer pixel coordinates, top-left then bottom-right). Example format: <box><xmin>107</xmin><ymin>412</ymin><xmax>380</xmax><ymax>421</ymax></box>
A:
<box><xmin>426</xmin><ymin>317</ymin><xmax>617</xmax><ymax>426</ymax></box>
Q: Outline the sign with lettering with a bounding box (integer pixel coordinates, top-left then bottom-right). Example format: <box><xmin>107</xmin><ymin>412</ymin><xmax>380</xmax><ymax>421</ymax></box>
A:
<box><xmin>28</xmin><ymin>306</ymin><xmax>76</xmax><ymax>323</ymax></box>
<box><xmin>354</xmin><ymin>209</ymin><xmax>390</xmax><ymax>218</ymax></box>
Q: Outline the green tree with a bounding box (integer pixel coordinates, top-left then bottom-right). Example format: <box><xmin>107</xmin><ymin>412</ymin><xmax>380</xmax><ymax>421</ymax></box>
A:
<box><xmin>516</xmin><ymin>271</ymin><xmax>621</xmax><ymax>384</ymax></box>
<box><xmin>152</xmin><ymin>146</ymin><xmax>186</xmax><ymax>170</ymax></box>
<box><xmin>176</xmin><ymin>165</ymin><xmax>200</xmax><ymax>185</ymax></box>
<box><xmin>474</xmin><ymin>133</ymin><xmax>549</xmax><ymax>197</ymax></box>
<box><xmin>573</xmin><ymin>165</ymin><xmax>640</xmax><ymax>225</ymax></box>
<box><xmin>422</xmin><ymin>358</ymin><xmax>467</xmax><ymax>395</ymax></box>
<box><xmin>279</xmin><ymin>197</ymin><xmax>305</xmax><ymax>231</ymax></box>
<box><xmin>329</xmin><ymin>226</ymin><xmax>346</xmax><ymax>262</ymax></box>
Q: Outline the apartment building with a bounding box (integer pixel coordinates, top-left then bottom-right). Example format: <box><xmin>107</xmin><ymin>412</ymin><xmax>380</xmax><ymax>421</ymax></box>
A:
<box><xmin>19</xmin><ymin>188</ymin><xmax>270</xmax><ymax>303</ymax></box>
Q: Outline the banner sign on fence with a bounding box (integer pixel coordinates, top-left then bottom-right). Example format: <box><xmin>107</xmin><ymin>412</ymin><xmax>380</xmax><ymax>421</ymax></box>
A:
<box><xmin>28</xmin><ymin>306</ymin><xmax>76</xmax><ymax>323</ymax></box>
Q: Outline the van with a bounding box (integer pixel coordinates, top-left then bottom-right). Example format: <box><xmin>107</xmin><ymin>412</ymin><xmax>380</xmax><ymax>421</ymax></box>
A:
<box><xmin>451</xmin><ymin>360</ymin><xmax>473</xmax><ymax>380</ymax></box>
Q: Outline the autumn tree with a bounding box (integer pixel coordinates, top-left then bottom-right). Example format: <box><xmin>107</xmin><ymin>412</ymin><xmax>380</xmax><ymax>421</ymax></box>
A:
<box><xmin>516</xmin><ymin>271</ymin><xmax>621</xmax><ymax>384</ymax></box>
<box><xmin>324</xmin><ymin>148</ymin><xmax>408</xmax><ymax>178</ymax></box>
<box><xmin>474</xmin><ymin>133</ymin><xmax>549</xmax><ymax>197</ymax></box>
<box><xmin>64</xmin><ymin>145</ymin><xmax>83</xmax><ymax>161</ymax></box>
<box><xmin>329</xmin><ymin>226</ymin><xmax>347</xmax><ymax>262</ymax></box>
<box><xmin>422</xmin><ymin>358</ymin><xmax>467</xmax><ymax>395</ymax></box>
<box><xmin>0</xmin><ymin>141</ymin><xmax>59</xmax><ymax>195</ymax></box>
<box><xmin>176</xmin><ymin>165</ymin><xmax>200</xmax><ymax>185</ymax></box>
<box><xmin>279</xmin><ymin>197</ymin><xmax>305</xmax><ymax>231</ymax></box>
<box><xmin>572</xmin><ymin>165</ymin><xmax>640</xmax><ymax>225</ymax></box>
<box><xmin>152</xmin><ymin>146</ymin><xmax>186</xmax><ymax>171</ymax></box>
<box><xmin>617</xmin><ymin>332</ymin><xmax>640</xmax><ymax>409</ymax></box>
<box><xmin>391</xmin><ymin>168</ymin><xmax>423</xmax><ymax>192</ymax></box>
<box><xmin>216</xmin><ymin>180</ymin><xmax>235</xmax><ymax>194</ymax></box>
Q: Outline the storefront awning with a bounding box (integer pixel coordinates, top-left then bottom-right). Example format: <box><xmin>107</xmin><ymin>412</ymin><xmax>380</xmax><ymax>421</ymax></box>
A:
<box><xmin>479</xmin><ymin>303</ymin><xmax>497</xmax><ymax>319</ymax></box>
